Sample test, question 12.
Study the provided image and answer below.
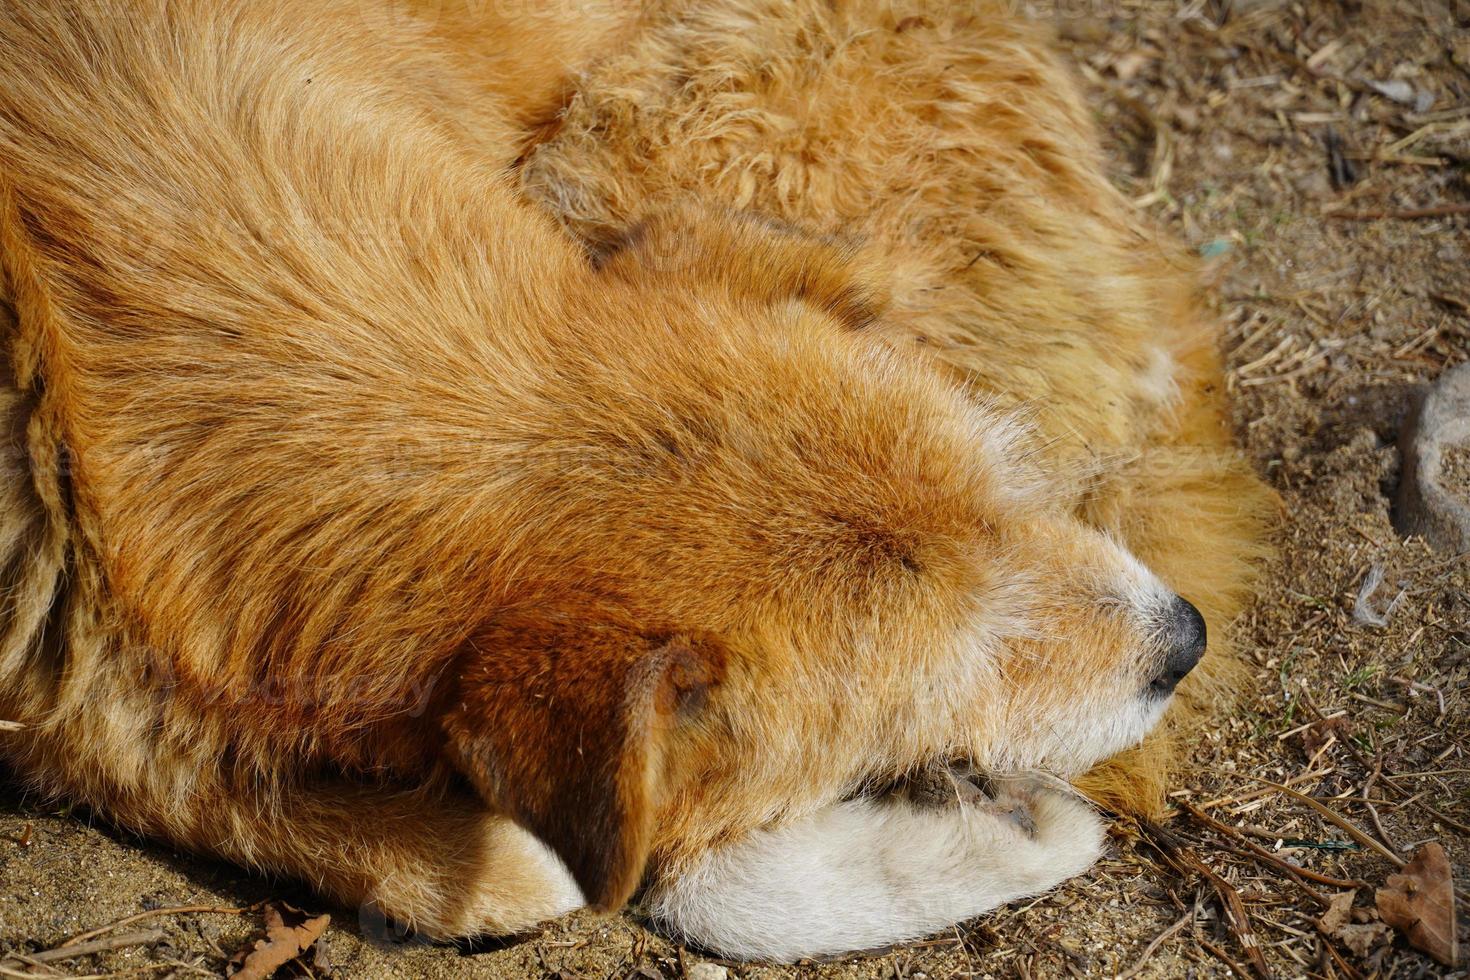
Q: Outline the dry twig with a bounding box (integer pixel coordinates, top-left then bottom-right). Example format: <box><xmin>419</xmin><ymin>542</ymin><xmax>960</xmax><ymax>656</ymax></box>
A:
<box><xmin>1137</xmin><ymin>820</ymin><xmax>1272</xmax><ymax>978</ymax></box>
<box><xmin>1179</xmin><ymin>800</ymin><xmax>1365</xmax><ymax>893</ymax></box>
<box><xmin>1222</xmin><ymin>772</ymin><xmax>1404</xmax><ymax>867</ymax></box>
<box><xmin>1326</xmin><ymin>203</ymin><xmax>1470</xmax><ymax>221</ymax></box>
<box><xmin>1117</xmin><ymin>906</ymin><xmax>1195</xmax><ymax>980</ymax></box>
<box><xmin>57</xmin><ymin>903</ymin><xmax>263</xmax><ymax>950</ymax></box>
<box><xmin>13</xmin><ymin>930</ymin><xmax>163</xmax><ymax>965</ymax></box>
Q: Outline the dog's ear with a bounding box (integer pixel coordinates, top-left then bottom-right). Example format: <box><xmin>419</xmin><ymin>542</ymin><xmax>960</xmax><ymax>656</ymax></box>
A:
<box><xmin>442</xmin><ymin>606</ymin><xmax>725</xmax><ymax>910</ymax></box>
<box><xmin>592</xmin><ymin>204</ymin><xmax>889</xmax><ymax>331</ymax></box>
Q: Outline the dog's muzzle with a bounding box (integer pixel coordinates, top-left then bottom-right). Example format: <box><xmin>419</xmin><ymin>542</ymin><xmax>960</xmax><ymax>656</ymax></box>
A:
<box><xmin>1148</xmin><ymin>595</ymin><xmax>1206</xmax><ymax>696</ymax></box>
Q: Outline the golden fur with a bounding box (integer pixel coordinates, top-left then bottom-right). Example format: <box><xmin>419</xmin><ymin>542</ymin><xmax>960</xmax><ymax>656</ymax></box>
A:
<box><xmin>518</xmin><ymin>0</ymin><xmax>1275</xmax><ymax>811</ymax></box>
<box><xmin>0</xmin><ymin>0</ymin><xmax>1272</xmax><ymax>949</ymax></box>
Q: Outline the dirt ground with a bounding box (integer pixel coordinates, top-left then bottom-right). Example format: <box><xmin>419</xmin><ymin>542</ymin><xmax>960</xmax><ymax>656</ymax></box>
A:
<box><xmin>2</xmin><ymin>1</ymin><xmax>1467</xmax><ymax>977</ymax></box>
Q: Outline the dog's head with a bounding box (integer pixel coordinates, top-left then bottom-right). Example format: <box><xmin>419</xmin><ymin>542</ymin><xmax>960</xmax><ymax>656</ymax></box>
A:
<box><xmin>440</xmin><ymin>206</ymin><xmax>1204</xmax><ymax>909</ymax></box>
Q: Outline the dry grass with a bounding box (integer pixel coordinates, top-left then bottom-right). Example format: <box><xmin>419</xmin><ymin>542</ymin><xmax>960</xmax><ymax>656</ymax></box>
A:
<box><xmin>2</xmin><ymin>1</ymin><xmax>1466</xmax><ymax>977</ymax></box>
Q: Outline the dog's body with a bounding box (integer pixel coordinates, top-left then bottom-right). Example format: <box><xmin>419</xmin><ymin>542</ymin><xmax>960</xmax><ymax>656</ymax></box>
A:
<box><xmin>0</xmin><ymin>0</ymin><xmax>1271</xmax><ymax>961</ymax></box>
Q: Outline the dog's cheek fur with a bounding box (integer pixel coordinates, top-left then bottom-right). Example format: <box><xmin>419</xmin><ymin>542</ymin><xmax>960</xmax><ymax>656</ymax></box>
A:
<box><xmin>443</xmin><ymin>605</ymin><xmax>726</xmax><ymax>910</ymax></box>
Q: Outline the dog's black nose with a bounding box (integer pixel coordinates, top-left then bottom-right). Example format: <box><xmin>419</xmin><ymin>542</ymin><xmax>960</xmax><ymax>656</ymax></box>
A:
<box><xmin>1150</xmin><ymin>596</ymin><xmax>1206</xmax><ymax>695</ymax></box>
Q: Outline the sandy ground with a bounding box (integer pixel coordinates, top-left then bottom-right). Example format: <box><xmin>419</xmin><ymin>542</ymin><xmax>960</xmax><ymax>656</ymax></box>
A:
<box><xmin>2</xmin><ymin>1</ymin><xmax>1467</xmax><ymax>977</ymax></box>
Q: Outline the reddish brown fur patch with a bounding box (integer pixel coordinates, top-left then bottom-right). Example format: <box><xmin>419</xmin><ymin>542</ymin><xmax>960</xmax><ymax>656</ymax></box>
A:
<box><xmin>445</xmin><ymin>604</ymin><xmax>726</xmax><ymax>909</ymax></box>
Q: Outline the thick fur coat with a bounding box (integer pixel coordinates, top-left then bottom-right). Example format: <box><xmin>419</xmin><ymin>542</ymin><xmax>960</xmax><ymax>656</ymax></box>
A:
<box><xmin>0</xmin><ymin>0</ymin><xmax>1273</xmax><ymax>961</ymax></box>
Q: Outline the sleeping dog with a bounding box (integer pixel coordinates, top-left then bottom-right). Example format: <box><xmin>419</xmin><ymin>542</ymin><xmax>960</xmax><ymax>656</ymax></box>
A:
<box><xmin>0</xmin><ymin>0</ymin><xmax>1267</xmax><ymax>961</ymax></box>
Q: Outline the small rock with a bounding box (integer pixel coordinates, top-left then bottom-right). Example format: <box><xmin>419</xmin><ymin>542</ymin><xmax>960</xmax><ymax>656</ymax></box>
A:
<box><xmin>1395</xmin><ymin>362</ymin><xmax>1470</xmax><ymax>553</ymax></box>
<box><xmin>1368</xmin><ymin>79</ymin><xmax>1417</xmax><ymax>105</ymax></box>
<box><xmin>1109</xmin><ymin>50</ymin><xmax>1154</xmax><ymax>82</ymax></box>
<box><xmin>684</xmin><ymin>962</ymin><xmax>729</xmax><ymax>980</ymax></box>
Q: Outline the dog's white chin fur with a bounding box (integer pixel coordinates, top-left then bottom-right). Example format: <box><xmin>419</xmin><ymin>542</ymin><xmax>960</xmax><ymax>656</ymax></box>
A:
<box><xmin>647</xmin><ymin>785</ymin><xmax>1105</xmax><ymax>963</ymax></box>
<box><xmin>1029</xmin><ymin>690</ymin><xmax>1174</xmax><ymax>779</ymax></box>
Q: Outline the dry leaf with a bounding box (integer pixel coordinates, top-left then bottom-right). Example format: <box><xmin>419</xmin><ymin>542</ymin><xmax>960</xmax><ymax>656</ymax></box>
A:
<box><xmin>1337</xmin><ymin>922</ymin><xmax>1391</xmax><ymax>958</ymax></box>
<box><xmin>1316</xmin><ymin>890</ymin><xmax>1393</xmax><ymax>959</ymax></box>
<box><xmin>1376</xmin><ymin>842</ymin><xmax>1458</xmax><ymax>967</ymax></box>
<box><xmin>1298</xmin><ymin>717</ymin><xmax>1347</xmax><ymax>759</ymax></box>
<box><xmin>227</xmin><ymin>902</ymin><xmax>332</xmax><ymax>979</ymax></box>
<box><xmin>1317</xmin><ymin>890</ymin><xmax>1355</xmax><ymax>934</ymax></box>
